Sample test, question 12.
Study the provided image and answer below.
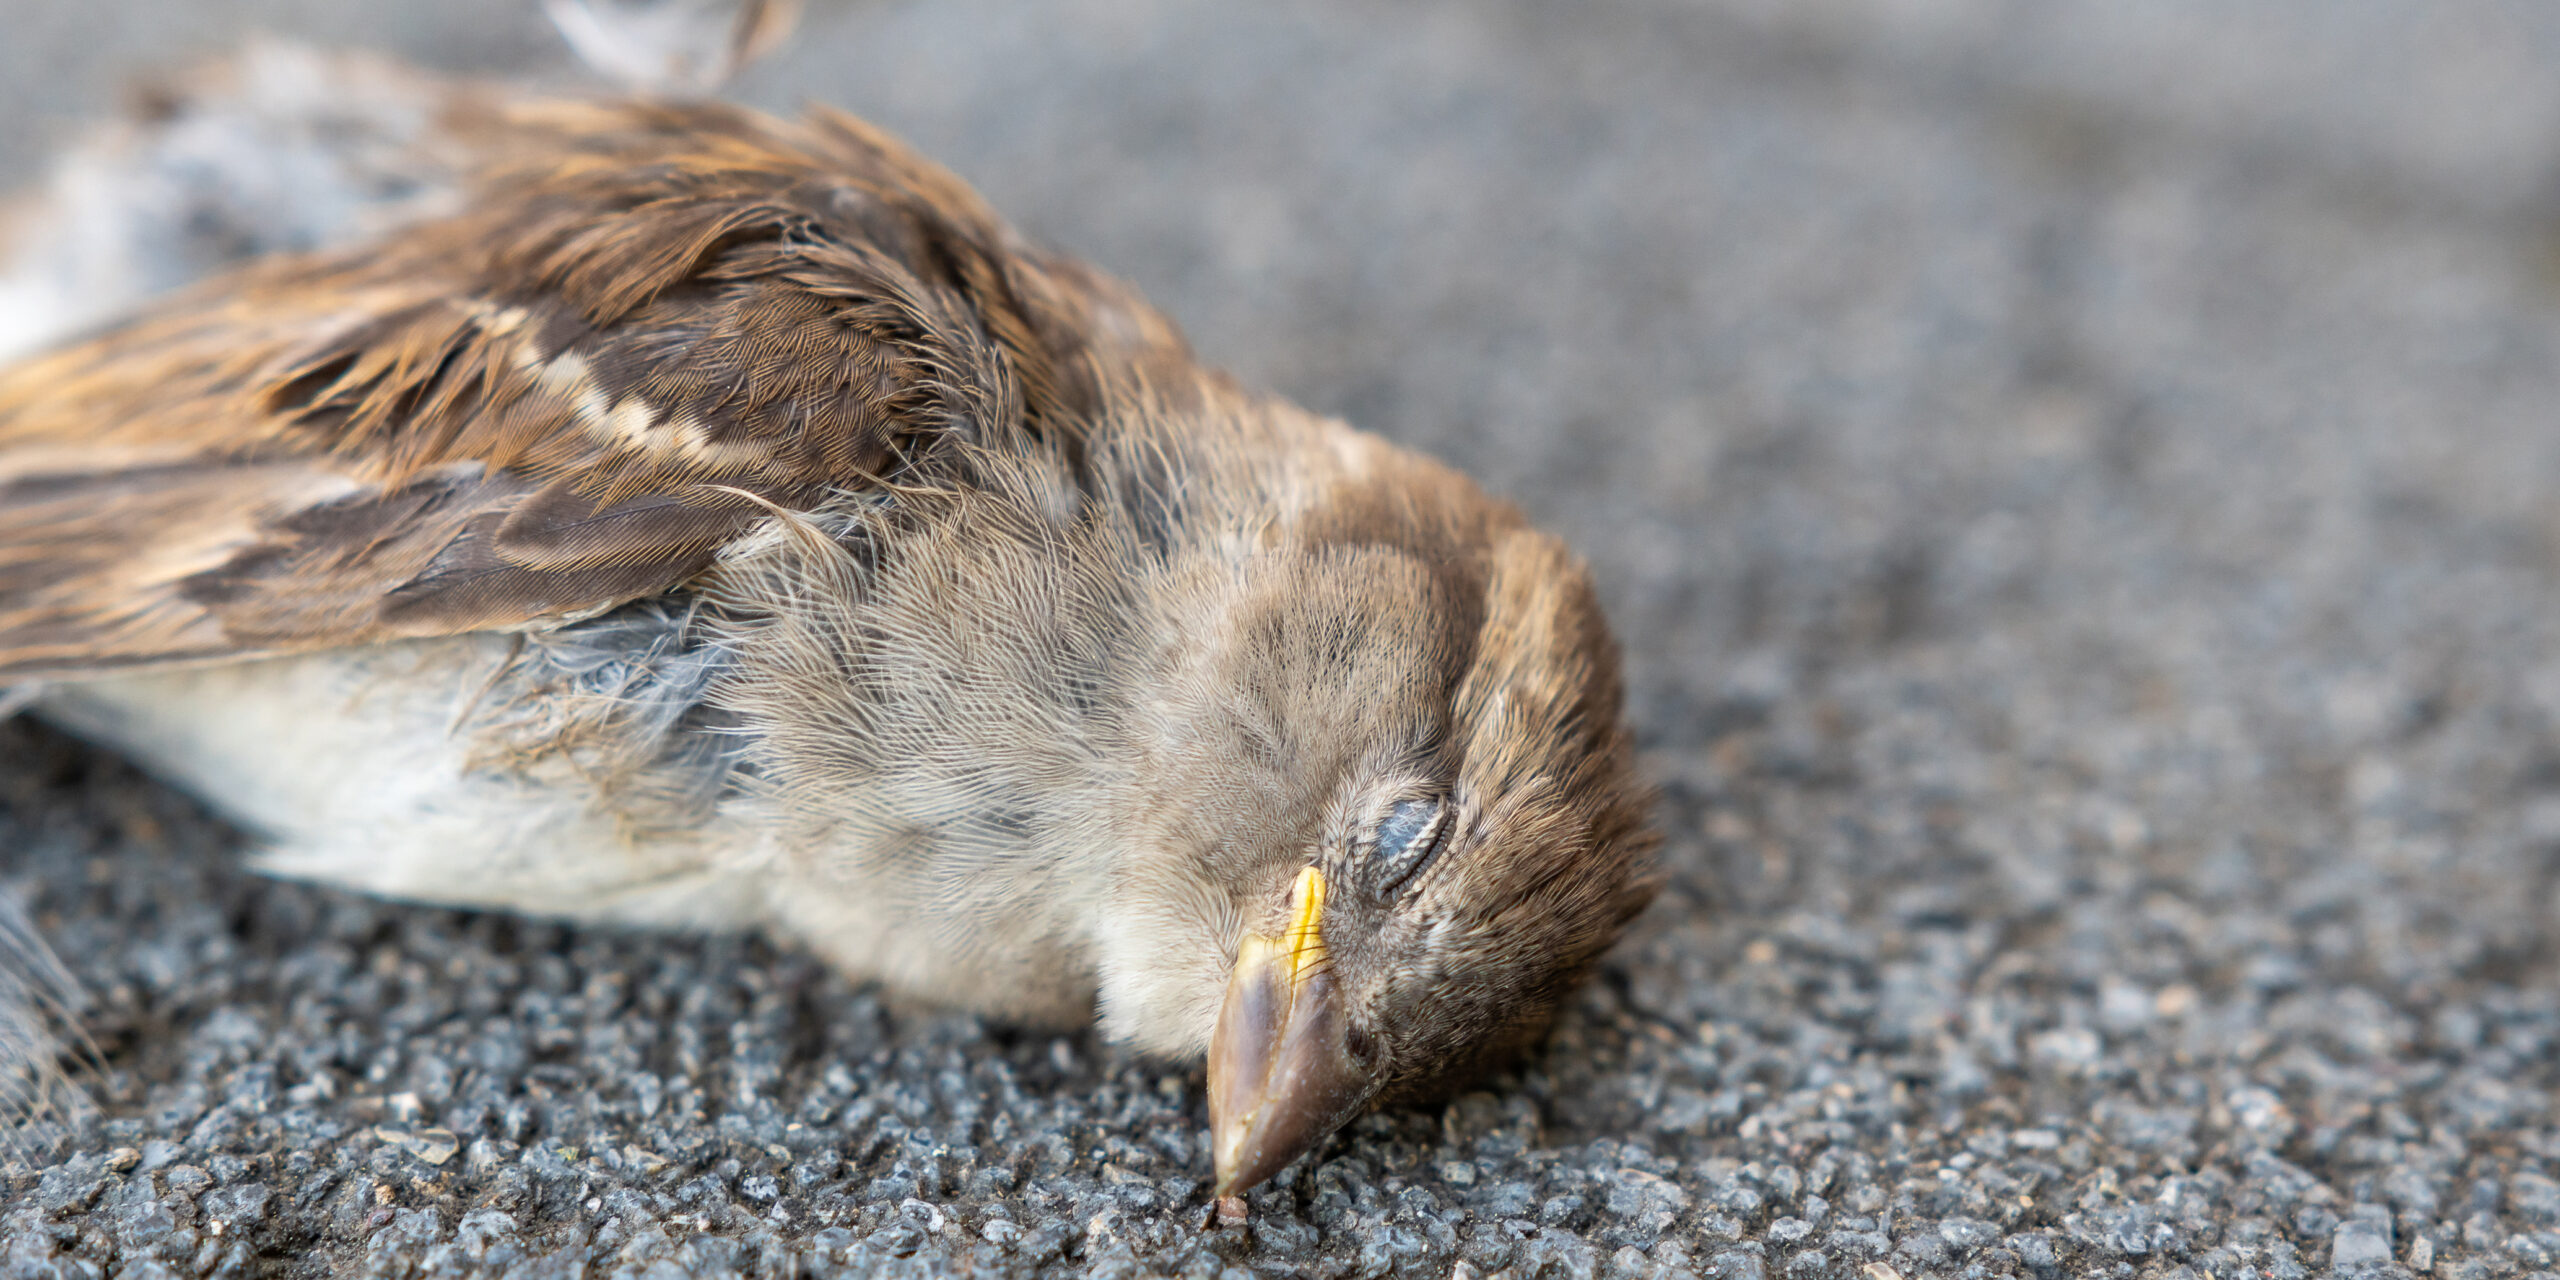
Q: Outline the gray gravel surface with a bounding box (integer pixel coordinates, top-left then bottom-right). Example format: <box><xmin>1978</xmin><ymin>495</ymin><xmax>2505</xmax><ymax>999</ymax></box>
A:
<box><xmin>6</xmin><ymin>2</ymin><xmax>2560</xmax><ymax>1277</ymax></box>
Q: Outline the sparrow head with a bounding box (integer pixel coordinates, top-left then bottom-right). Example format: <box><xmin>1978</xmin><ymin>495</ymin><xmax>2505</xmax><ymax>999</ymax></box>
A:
<box><xmin>1153</xmin><ymin>439</ymin><xmax>1658</xmax><ymax>1198</ymax></box>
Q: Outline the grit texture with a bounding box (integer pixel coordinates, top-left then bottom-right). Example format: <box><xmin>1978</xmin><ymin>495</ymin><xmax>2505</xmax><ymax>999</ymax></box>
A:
<box><xmin>4</xmin><ymin>2</ymin><xmax>2560</xmax><ymax>1277</ymax></box>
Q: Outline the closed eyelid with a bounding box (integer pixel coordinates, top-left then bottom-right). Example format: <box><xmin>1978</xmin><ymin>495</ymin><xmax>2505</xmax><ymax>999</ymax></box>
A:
<box><xmin>1368</xmin><ymin>796</ymin><xmax>1448</xmax><ymax>896</ymax></box>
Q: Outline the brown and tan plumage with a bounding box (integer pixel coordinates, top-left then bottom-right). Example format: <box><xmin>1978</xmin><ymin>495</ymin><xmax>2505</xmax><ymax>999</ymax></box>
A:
<box><xmin>0</xmin><ymin>97</ymin><xmax>1179</xmax><ymax>673</ymax></box>
<box><xmin>0</xmin><ymin>72</ymin><xmax>1653</xmax><ymax>1199</ymax></box>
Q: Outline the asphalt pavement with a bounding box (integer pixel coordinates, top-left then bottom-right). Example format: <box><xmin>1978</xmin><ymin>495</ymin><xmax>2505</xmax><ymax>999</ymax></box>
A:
<box><xmin>3</xmin><ymin>2</ymin><xmax>2559</xmax><ymax>1276</ymax></box>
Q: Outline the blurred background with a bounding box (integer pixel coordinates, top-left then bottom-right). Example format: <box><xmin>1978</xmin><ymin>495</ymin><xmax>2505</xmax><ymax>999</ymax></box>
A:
<box><xmin>6</xmin><ymin>2</ymin><xmax>2560</xmax><ymax>1276</ymax></box>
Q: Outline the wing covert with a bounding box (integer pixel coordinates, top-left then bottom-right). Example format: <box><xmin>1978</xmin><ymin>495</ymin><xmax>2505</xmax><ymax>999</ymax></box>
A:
<box><xmin>0</xmin><ymin>96</ymin><xmax>1185</xmax><ymax>677</ymax></box>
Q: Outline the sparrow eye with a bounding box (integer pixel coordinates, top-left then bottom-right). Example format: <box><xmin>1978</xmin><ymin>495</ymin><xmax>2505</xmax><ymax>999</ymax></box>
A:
<box><xmin>1368</xmin><ymin>797</ymin><xmax>1449</xmax><ymax>897</ymax></box>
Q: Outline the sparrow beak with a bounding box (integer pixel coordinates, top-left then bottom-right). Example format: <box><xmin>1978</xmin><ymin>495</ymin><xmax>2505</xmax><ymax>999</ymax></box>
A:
<box><xmin>1208</xmin><ymin>865</ymin><xmax>1372</xmax><ymax>1197</ymax></box>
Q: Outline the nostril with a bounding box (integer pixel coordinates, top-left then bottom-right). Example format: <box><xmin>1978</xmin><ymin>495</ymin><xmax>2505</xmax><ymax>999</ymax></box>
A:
<box><xmin>1343</xmin><ymin>1019</ymin><xmax>1378</xmax><ymax>1069</ymax></box>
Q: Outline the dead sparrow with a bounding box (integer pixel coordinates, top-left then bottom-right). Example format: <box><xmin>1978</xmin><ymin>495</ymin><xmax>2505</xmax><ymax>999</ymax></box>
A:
<box><xmin>0</xmin><ymin>82</ymin><xmax>1655</xmax><ymax>1196</ymax></box>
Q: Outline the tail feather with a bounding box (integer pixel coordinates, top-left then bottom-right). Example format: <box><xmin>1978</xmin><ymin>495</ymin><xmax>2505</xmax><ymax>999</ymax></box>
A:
<box><xmin>0</xmin><ymin>882</ymin><xmax>93</xmax><ymax>1149</ymax></box>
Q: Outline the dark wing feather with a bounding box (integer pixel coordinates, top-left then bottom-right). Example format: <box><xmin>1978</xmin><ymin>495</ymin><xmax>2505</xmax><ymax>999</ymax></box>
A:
<box><xmin>0</xmin><ymin>98</ymin><xmax>1189</xmax><ymax>677</ymax></box>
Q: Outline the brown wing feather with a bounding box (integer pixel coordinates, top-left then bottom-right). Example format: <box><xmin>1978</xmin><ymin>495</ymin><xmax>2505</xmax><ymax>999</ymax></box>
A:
<box><xmin>0</xmin><ymin>97</ymin><xmax>1191</xmax><ymax>678</ymax></box>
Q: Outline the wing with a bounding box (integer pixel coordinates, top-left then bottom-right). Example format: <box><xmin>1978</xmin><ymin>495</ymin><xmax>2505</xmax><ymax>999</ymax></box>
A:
<box><xmin>0</xmin><ymin>96</ymin><xmax>1189</xmax><ymax>678</ymax></box>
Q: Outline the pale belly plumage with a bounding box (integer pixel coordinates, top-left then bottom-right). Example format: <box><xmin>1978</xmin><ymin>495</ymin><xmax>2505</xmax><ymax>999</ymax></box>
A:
<box><xmin>38</xmin><ymin>638</ymin><xmax>767</xmax><ymax>928</ymax></box>
<box><xmin>31</xmin><ymin>630</ymin><xmax>1126</xmax><ymax>1034</ymax></box>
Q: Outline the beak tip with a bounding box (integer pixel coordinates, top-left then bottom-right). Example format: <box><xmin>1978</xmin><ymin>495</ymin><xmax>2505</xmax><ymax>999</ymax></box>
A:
<box><xmin>1207</xmin><ymin>1124</ymin><xmax>1264</xmax><ymax>1199</ymax></box>
<box><xmin>1209</xmin><ymin>1141</ymin><xmax>1241</xmax><ymax>1199</ymax></box>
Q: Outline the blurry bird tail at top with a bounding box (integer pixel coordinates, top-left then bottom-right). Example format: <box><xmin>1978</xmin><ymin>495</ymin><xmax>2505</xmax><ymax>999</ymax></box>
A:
<box><xmin>0</xmin><ymin>0</ymin><xmax>804</xmax><ymax>362</ymax></box>
<box><xmin>544</xmin><ymin>0</ymin><xmax>802</xmax><ymax>94</ymax></box>
<box><xmin>0</xmin><ymin>40</ymin><xmax>476</xmax><ymax>364</ymax></box>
